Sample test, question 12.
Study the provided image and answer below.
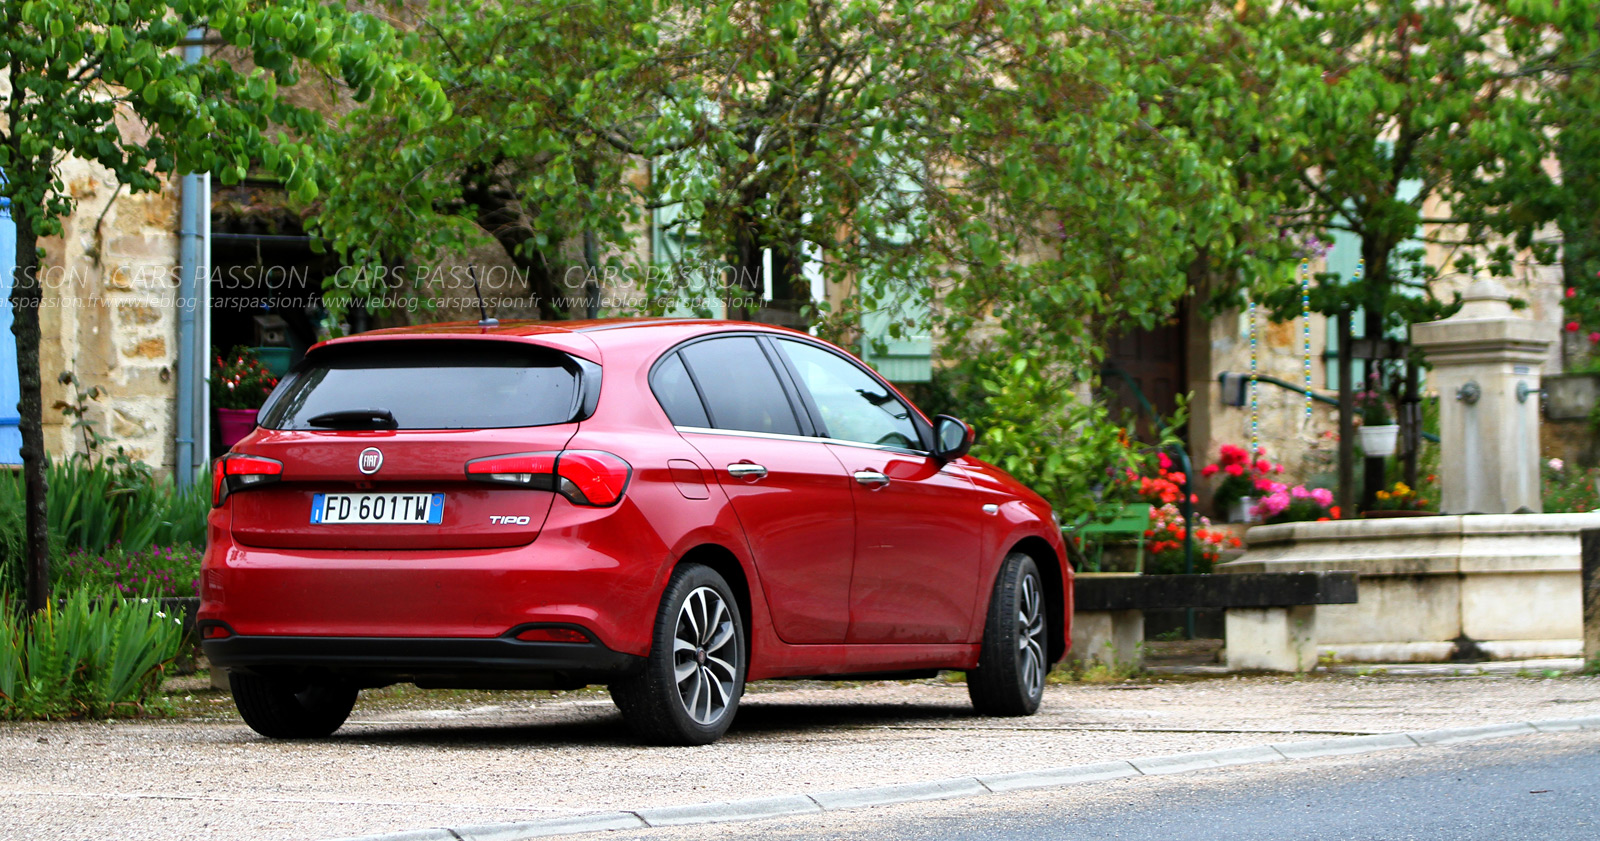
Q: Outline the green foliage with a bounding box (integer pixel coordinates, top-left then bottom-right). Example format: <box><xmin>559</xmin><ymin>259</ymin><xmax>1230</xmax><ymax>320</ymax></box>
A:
<box><xmin>313</xmin><ymin>0</ymin><xmax>1308</xmax><ymax>357</ymax></box>
<box><xmin>312</xmin><ymin>0</ymin><xmax>649</xmax><ymax>320</ymax></box>
<box><xmin>1252</xmin><ymin>1</ymin><xmax>1578</xmax><ymax>330</ymax></box>
<box><xmin>0</xmin><ymin>590</ymin><xmax>185</xmax><ymax>719</ymax></box>
<box><xmin>930</xmin><ymin>347</ymin><xmax>1184</xmax><ymax>528</ymax></box>
<box><xmin>0</xmin><ymin>459</ymin><xmax>207</xmax><ymax>587</ymax></box>
<box><xmin>0</xmin><ymin>1</ymin><xmax>443</xmax><ymax>235</ymax></box>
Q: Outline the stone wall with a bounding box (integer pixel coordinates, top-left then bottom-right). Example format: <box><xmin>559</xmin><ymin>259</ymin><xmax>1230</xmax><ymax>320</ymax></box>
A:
<box><xmin>35</xmin><ymin>158</ymin><xmax>182</xmax><ymax>473</ymax></box>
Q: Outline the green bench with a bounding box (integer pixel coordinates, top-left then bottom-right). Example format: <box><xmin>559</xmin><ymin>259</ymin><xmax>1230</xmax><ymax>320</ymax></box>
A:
<box><xmin>1070</xmin><ymin>502</ymin><xmax>1151</xmax><ymax>573</ymax></box>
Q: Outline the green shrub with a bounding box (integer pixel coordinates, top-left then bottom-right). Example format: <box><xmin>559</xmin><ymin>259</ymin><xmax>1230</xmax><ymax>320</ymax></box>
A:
<box><xmin>0</xmin><ymin>458</ymin><xmax>208</xmax><ymax>598</ymax></box>
<box><xmin>0</xmin><ymin>590</ymin><xmax>184</xmax><ymax>719</ymax></box>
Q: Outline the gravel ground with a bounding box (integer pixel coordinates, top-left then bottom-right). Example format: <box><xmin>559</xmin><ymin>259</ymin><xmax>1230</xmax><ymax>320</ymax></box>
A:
<box><xmin>3</xmin><ymin>671</ymin><xmax>1598</xmax><ymax>841</ymax></box>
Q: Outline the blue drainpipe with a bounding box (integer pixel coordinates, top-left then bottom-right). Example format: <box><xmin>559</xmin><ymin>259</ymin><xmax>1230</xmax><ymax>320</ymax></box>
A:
<box><xmin>174</xmin><ymin>27</ymin><xmax>205</xmax><ymax>487</ymax></box>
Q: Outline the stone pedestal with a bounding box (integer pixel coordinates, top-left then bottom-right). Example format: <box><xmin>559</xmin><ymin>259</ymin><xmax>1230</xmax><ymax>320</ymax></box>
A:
<box><xmin>1069</xmin><ymin>609</ymin><xmax>1144</xmax><ymax>670</ymax></box>
<box><xmin>1221</xmin><ymin>514</ymin><xmax>1599</xmax><ymax>662</ymax></box>
<box><xmin>1225</xmin><ymin>606</ymin><xmax>1317</xmax><ymax>672</ymax></box>
<box><xmin>1584</xmin><ymin>530</ymin><xmax>1600</xmax><ymax>668</ymax></box>
<box><xmin>1410</xmin><ymin>279</ymin><xmax>1551</xmax><ymax>514</ymax></box>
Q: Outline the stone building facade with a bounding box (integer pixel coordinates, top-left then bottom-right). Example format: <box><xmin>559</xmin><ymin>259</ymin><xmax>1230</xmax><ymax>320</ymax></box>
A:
<box><xmin>13</xmin><ymin>159</ymin><xmax>185</xmax><ymax>472</ymax></box>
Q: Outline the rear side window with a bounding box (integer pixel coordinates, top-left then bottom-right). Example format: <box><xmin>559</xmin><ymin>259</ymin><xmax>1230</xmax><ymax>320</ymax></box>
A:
<box><xmin>678</xmin><ymin>337</ymin><xmax>801</xmax><ymax>436</ymax></box>
<box><xmin>260</xmin><ymin>341</ymin><xmax>583</xmax><ymax>430</ymax></box>
<box><xmin>650</xmin><ymin>352</ymin><xmax>710</xmax><ymax>427</ymax></box>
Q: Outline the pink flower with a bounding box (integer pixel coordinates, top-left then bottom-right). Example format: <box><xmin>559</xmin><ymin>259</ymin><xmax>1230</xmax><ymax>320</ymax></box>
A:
<box><xmin>1568</xmin><ymin>287</ymin><xmax>1578</xmax><ymax>299</ymax></box>
<box><xmin>1310</xmin><ymin>487</ymin><xmax>1334</xmax><ymax>507</ymax></box>
<box><xmin>1158</xmin><ymin>452</ymin><xmax>1172</xmax><ymax>469</ymax></box>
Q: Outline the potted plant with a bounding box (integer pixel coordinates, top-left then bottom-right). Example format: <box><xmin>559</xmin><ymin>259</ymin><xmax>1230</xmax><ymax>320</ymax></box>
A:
<box><xmin>1200</xmin><ymin>444</ymin><xmax>1282</xmax><ymax>522</ymax></box>
<box><xmin>1364</xmin><ymin>481</ymin><xmax>1435</xmax><ymax>518</ymax></box>
<box><xmin>1252</xmin><ymin>482</ymin><xmax>1340</xmax><ymax>524</ymax></box>
<box><xmin>212</xmin><ymin>347</ymin><xmax>279</xmax><ymax>447</ymax></box>
<box><xmin>1353</xmin><ymin>374</ymin><xmax>1400</xmax><ymax>457</ymax></box>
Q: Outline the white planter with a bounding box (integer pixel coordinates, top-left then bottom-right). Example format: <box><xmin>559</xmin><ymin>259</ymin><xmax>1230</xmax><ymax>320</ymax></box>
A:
<box><xmin>1226</xmin><ymin>496</ymin><xmax>1258</xmax><ymax>523</ymax></box>
<box><xmin>1356</xmin><ymin>424</ymin><xmax>1400</xmax><ymax>457</ymax></box>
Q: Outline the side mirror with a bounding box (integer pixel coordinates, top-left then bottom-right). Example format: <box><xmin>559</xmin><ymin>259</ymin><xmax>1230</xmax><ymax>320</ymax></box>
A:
<box><xmin>933</xmin><ymin>415</ymin><xmax>974</xmax><ymax>462</ymax></box>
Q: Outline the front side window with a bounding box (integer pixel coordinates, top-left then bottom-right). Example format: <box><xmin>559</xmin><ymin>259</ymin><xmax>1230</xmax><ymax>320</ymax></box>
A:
<box><xmin>678</xmin><ymin>337</ymin><xmax>801</xmax><ymax>436</ymax></box>
<box><xmin>776</xmin><ymin>340</ymin><xmax>920</xmax><ymax>450</ymax></box>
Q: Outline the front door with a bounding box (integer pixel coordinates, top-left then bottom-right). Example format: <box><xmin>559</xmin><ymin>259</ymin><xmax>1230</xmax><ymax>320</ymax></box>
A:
<box><xmin>771</xmin><ymin>338</ymin><xmax>982</xmax><ymax>644</ymax></box>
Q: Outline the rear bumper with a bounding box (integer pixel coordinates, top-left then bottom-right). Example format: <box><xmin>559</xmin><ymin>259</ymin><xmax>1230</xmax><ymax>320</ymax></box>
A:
<box><xmin>202</xmin><ymin>628</ymin><xmax>644</xmax><ymax>690</ymax></box>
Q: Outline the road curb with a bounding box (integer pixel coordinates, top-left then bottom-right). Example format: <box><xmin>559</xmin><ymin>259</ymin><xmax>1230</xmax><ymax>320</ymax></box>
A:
<box><xmin>325</xmin><ymin>716</ymin><xmax>1600</xmax><ymax>841</ymax></box>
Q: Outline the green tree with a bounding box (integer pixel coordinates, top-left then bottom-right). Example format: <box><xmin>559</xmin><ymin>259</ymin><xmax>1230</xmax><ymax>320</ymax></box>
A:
<box><xmin>1539</xmin><ymin>2</ymin><xmax>1600</xmax><ymax>341</ymax></box>
<box><xmin>311</xmin><ymin>0</ymin><xmax>663</xmax><ymax>320</ymax></box>
<box><xmin>1258</xmin><ymin>0</ymin><xmax>1567</xmax><ymax>329</ymax></box>
<box><xmin>2</xmin><ymin>1</ymin><xmax>440</xmax><ymax>612</ymax></box>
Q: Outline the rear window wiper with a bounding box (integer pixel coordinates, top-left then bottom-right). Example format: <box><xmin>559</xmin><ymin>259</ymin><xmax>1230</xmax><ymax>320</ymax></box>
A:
<box><xmin>306</xmin><ymin>408</ymin><xmax>398</xmax><ymax>429</ymax></box>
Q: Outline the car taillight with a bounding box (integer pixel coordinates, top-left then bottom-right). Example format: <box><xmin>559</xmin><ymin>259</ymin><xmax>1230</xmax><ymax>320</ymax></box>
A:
<box><xmin>555</xmin><ymin>450</ymin><xmax>631</xmax><ymax>506</ymax></box>
<box><xmin>466</xmin><ymin>450</ymin><xmax>631</xmax><ymax>507</ymax></box>
<box><xmin>212</xmin><ymin>454</ymin><xmax>285</xmax><ymax>507</ymax></box>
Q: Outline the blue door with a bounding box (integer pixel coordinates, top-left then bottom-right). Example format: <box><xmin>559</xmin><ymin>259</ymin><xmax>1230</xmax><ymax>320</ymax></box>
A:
<box><xmin>0</xmin><ymin>198</ymin><xmax>20</xmax><ymax>464</ymax></box>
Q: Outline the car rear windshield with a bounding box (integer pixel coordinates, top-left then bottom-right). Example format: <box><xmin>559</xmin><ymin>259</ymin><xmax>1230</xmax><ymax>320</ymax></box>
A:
<box><xmin>259</xmin><ymin>341</ymin><xmax>585</xmax><ymax>430</ymax></box>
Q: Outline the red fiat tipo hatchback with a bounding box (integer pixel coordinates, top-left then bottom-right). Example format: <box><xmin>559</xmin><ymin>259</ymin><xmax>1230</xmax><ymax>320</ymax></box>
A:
<box><xmin>200</xmin><ymin>318</ymin><xmax>1072</xmax><ymax>745</ymax></box>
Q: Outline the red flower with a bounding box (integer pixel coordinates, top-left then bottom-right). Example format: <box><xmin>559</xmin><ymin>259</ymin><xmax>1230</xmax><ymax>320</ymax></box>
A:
<box><xmin>1225</xmin><ymin>464</ymin><xmax>1244</xmax><ymax>477</ymax></box>
<box><xmin>1201</xmin><ymin>464</ymin><xmax>1219</xmax><ymax>477</ymax></box>
<box><xmin>1158</xmin><ymin>452</ymin><xmax>1172</xmax><ymax>469</ymax></box>
<box><xmin>1568</xmin><ymin>287</ymin><xmax>1578</xmax><ymax>299</ymax></box>
<box><xmin>1567</xmin><ymin>321</ymin><xmax>1581</xmax><ymax>332</ymax></box>
<box><xmin>1255</xmin><ymin>458</ymin><xmax>1272</xmax><ymax>473</ymax></box>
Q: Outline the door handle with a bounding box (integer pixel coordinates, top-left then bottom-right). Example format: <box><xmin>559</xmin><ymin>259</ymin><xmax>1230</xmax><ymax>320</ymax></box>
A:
<box><xmin>853</xmin><ymin>469</ymin><xmax>890</xmax><ymax>488</ymax></box>
<box><xmin>727</xmin><ymin>463</ymin><xmax>768</xmax><ymax>479</ymax></box>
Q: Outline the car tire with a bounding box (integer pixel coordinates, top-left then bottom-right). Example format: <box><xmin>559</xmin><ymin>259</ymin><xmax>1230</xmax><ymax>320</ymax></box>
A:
<box><xmin>230</xmin><ymin>671</ymin><xmax>358</xmax><ymax>739</ymax></box>
<box><xmin>968</xmin><ymin>552</ymin><xmax>1048</xmax><ymax>717</ymax></box>
<box><xmin>610</xmin><ymin>563</ymin><xmax>746</xmax><ymax>746</ymax></box>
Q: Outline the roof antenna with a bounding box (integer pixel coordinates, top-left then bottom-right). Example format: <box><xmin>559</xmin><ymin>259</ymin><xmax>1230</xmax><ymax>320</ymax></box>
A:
<box><xmin>470</xmin><ymin>266</ymin><xmax>498</xmax><ymax>328</ymax></box>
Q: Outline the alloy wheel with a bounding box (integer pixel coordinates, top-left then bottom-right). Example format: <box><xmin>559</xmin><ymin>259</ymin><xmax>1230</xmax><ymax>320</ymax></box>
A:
<box><xmin>673</xmin><ymin>586</ymin><xmax>739</xmax><ymax>725</ymax></box>
<box><xmin>1017</xmin><ymin>572</ymin><xmax>1046</xmax><ymax>698</ymax></box>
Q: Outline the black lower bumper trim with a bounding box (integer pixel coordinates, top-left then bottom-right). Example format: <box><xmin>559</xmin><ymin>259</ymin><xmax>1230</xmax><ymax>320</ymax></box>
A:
<box><xmin>203</xmin><ymin>633</ymin><xmax>643</xmax><ymax>690</ymax></box>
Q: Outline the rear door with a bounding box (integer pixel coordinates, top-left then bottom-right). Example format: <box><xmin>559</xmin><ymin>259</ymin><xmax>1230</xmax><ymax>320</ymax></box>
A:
<box><xmin>226</xmin><ymin>340</ymin><xmax>586</xmax><ymax>550</ymax></box>
<box><xmin>771</xmin><ymin>337</ymin><xmax>983</xmax><ymax>645</ymax></box>
<box><xmin>662</xmin><ymin>336</ymin><xmax>857</xmax><ymax>645</ymax></box>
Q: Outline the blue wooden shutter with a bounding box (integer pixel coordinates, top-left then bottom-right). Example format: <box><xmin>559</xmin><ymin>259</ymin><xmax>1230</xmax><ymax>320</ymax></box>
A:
<box><xmin>0</xmin><ymin>197</ymin><xmax>19</xmax><ymax>464</ymax></box>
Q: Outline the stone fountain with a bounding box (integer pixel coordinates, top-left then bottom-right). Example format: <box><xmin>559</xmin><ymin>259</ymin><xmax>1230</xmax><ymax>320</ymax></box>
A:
<box><xmin>1219</xmin><ymin>280</ymin><xmax>1600</xmax><ymax>663</ymax></box>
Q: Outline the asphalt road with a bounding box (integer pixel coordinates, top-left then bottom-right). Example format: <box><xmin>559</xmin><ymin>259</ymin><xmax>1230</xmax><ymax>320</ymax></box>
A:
<box><xmin>621</xmin><ymin>730</ymin><xmax>1600</xmax><ymax>841</ymax></box>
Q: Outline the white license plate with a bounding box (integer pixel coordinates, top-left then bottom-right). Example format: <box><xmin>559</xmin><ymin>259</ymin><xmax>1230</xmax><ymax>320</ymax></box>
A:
<box><xmin>311</xmin><ymin>493</ymin><xmax>445</xmax><ymax>525</ymax></box>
